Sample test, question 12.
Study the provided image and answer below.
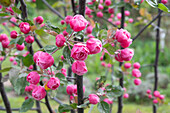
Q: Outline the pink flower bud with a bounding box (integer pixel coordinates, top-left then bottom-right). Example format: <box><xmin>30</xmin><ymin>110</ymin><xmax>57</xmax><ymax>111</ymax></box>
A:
<box><xmin>0</xmin><ymin>56</ymin><xmax>4</xmax><ymax>61</ymax></box>
<box><xmin>25</xmin><ymin>85</ymin><xmax>34</xmax><ymax>92</ymax></box>
<box><xmin>65</xmin><ymin>16</ymin><xmax>73</xmax><ymax>25</ymax></box>
<box><xmin>153</xmin><ymin>91</ymin><xmax>160</xmax><ymax>97</ymax></box>
<box><xmin>89</xmin><ymin>94</ymin><xmax>100</xmax><ymax>105</ymax></box>
<box><xmin>153</xmin><ymin>99</ymin><xmax>158</xmax><ymax>104</ymax></box>
<box><xmin>16</xmin><ymin>43</ymin><xmax>25</xmax><ymax>51</ymax></box>
<box><xmin>66</xmin><ymin>85</ymin><xmax>75</xmax><ymax>95</ymax></box>
<box><xmin>133</xmin><ymin>62</ymin><xmax>140</xmax><ymax>69</ymax></box>
<box><xmin>87</xmin><ymin>34</ymin><xmax>95</xmax><ymax>38</ymax></box>
<box><xmin>71</xmin><ymin>43</ymin><xmax>89</xmax><ymax>61</ymax></box>
<box><xmin>86</xmin><ymin>25</ymin><xmax>93</xmax><ymax>34</ymax></box>
<box><xmin>124</xmin><ymin>63</ymin><xmax>131</xmax><ymax>69</ymax></box>
<box><xmin>134</xmin><ymin>78</ymin><xmax>141</xmax><ymax>85</ymax></box>
<box><xmin>108</xmin><ymin>8</ymin><xmax>114</xmax><ymax>14</ymax></box>
<box><xmin>146</xmin><ymin>89</ymin><xmax>151</xmax><ymax>94</ymax></box>
<box><xmin>124</xmin><ymin>23</ymin><xmax>127</xmax><ymax>27</ymax></box>
<box><xmin>115</xmin><ymin>29</ymin><xmax>131</xmax><ymax>43</ymax></box>
<box><xmin>110</xmin><ymin>14</ymin><xmax>114</xmax><ymax>18</ymax></box>
<box><xmin>32</xmin><ymin>86</ymin><xmax>46</xmax><ymax>100</ymax></box>
<box><xmin>132</xmin><ymin>69</ymin><xmax>141</xmax><ymax>78</ymax></box>
<box><xmin>10</xmin><ymin>31</ymin><xmax>18</xmax><ymax>39</ymax></box>
<box><xmin>25</xmin><ymin>96</ymin><xmax>29</xmax><ymax>100</ymax></box>
<box><xmin>63</xmin><ymin>30</ymin><xmax>68</xmax><ymax>36</ymax></box>
<box><xmin>100</xmin><ymin>56</ymin><xmax>103</xmax><ymax>61</ymax></box>
<box><xmin>148</xmin><ymin>94</ymin><xmax>152</xmax><ymax>99</ymax></box>
<box><xmin>115</xmin><ymin>21</ymin><xmax>121</xmax><ymax>25</ymax></box>
<box><xmin>123</xmin><ymin>93</ymin><xmax>129</xmax><ymax>98</ymax></box>
<box><xmin>85</xmin><ymin>7</ymin><xmax>92</xmax><ymax>15</ymax></box>
<box><xmin>27</xmin><ymin>71</ymin><xmax>40</xmax><ymax>85</ymax></box>
<box><xmin>105</xmin><ymin>0</ymin><xmax>111</xmax><ymax>6</ymax></box>
<box><xmin>70</xmin><ymin>15</ymin><xmax>88</xmax><ymax>32</ymax></box>
<box><xmin>117</xmin><ymin>13</ymin><xmax>122</xmax><ymax>19</ymax></box>
<box><xmin>88</xmin><ymin>15</ymin><xmax>93</xmax><ymax>18</ymax></box>
<box><xmin>72</xmin><ymin>61</ymin><xmax>88</xmax><ymax>75</ymax></box>
<box><xmin>2</xmin><ymin>22</ymin><xmax>7</xmax><ymax>26</ymax></box>
<box><xmin>61</xmin><ymin>68</ymin><xmax>67</xmax><ymax>72</ymax></box>
<box><xmin>19</xmin><ymin>22</ymin><xmax>30</xmax><ymax>34</ymax></box>
<box><xmin>98</xmin><ymin>4</ymin><xmax>104</xmax><ymax>10</ymax></box>
<box><xmin>25</xmin><ymin>35</ymin><xmax>34</xmax><ymax>43</ymax></box>
<box><xmin>123</xmin><ymin>87</ymin><xmax>127</xmax><ymax>92</ymax></box>
<box><xmin>120</xmin><ymin>39</ymin><xmax>132</xmax><ymax>48</ymax></box>
<box><xmin>23</xmin><ymin>51</ymin><xmax>30</xmax><ymax>57</ymax></box>
<box><xmin>121</xmin><ymin>48</ymin><xmax>134</xmax><ymax>61</ymax></box>
<box><xmin>86</xmin><ymin>38</ymin><xmax>102</xmax><ymax>54</ymax></box>
<box><xmin>0</xmin><ymin>34</ymin><xmax>8</xmax><ymax>42</ymax></box>
<box><xmin>35</xmin><ymin>16</ymin><xmax>44</xmax><ymax>24</ymax></box>
<box><xmin>55</xmin><ymin>34</ymin><xmax>66</xmax><ymax>47</ymax></box>
<box><xmin>34</xmin><ymin>51</ymin><xmax>54</xmax><ymax>69</ymax></box>
<box><xmin>61</xmin><ymin>20</ymin><xmax>65</xmax><ymax>25</ymax></box>
<box><xmin>115</xmin><ymin>50</ymin><xmax>123</xmax><ymax>62</ymax></box>
<box><xmin>103</xmin><ymin>98</ymin><xmax>113</xmax><ymax>104</ymax></box>
<box><xmin>47</xmin><ymin>77</ymin><xmax>60</xmax><ymax>90</ymax></box>
<box><xmin>62</xmin><ymin>72</ymin><xmax>67</xmax><ymax>77</ymax></box>
<box><xmin>40</xmin><ymin>23</ymin><xmax>45</xmax><ymax>27</ymax></box>
<box><xmin>161</xmin><ymin>0</ymin><xmax>168</xmax><ymax>4</ymax></box>
<box><xmin>6</xmin><ymin>7</ymin><xmax>14</xmax><ymax>15</ymax></box>
<box><xmin>2</xmin><ymin>40</ymin><xmax>10</xmax><ymax>48</ymax></box>
<box><xmin>70</xmin><ymin>95</ymin><xmax>74</xmax><ymax>101</ymax></box>
<box><xmin>101</xmin><ymin>62</ymin><xmax>106</xmax><ymax>67</ymax></box>
<box><xmin>32</xmin><ymin>0</ymin><xmax>36</xmax><ymax>2</ymax></box>
<box><xmin>9</xmin><ymin>57</ymin><xmax>15</xmax><ymax>62</ymax></box>
<box><xmin>107</xmin><ymin>63</ymin><xmax>111</xmax><ymax>68</ymax></box>
<box><xmin>96</xmin><ymin>77</ymin><xmax>100</xmax><ymax>81</ymax></box>
<box><xmin>129</xmin><ymin>18</ymin><xmax>133</xmax><ymax>23</ymax></box>
<box><xmin>61</xmin><ymin>55</ymin><xmax>65</xmax><ymax>60</ymax></box>
<box><xmin>100</xmin><ymin>0</ymin><xmax>103</xmax><ymax>3</ymax></box>
<box><xmin>0</xmin><ymin>5</ymin><xmax>2</xmax><ymax>9</ymax></box>
<box><xmin>13</xmin><ymin>61</ymin><xmax>18</xmax><ymax>65</ymax></box>
<box><xmin>97</xmin><ymin>11</ymin><xmax>103</xmax><ymax>17</ymax></box>
<box><xmin>125</xmin><ymin>10</ymin><xmax>130</xmax><ymax>16</ymax></box>
<box><xmin>108</xmin><ymin>18</ymin><xmax>112</xmax><ymax>22</ymax></box>
<box><xmin>159</xmin><ymin>95</ymin><xmax>165</xmax><ymax>100</ymax></box>
<box><xmin>29</xmin><ymin>65</ymin><xmax>33</xmax><ymax>70</ymax></box>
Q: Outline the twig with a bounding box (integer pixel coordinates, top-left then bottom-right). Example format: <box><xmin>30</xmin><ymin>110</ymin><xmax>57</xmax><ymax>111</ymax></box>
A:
<box><xmin>45</xmin><ymin>95</ymin><xmax>53</xmax><ymax>113</ymax></box>
<box><xmin>0</xmin><ymin>106</ymin><xmax>37</xmax><ymax>111</ymax></box>
<box><xmin>41</xmin><ymin>0</ymin><xmax>64</xmax><ymax>19</ymax></box>
<box><xmin>102</xmin><ymin>17</ymin><xmax>118</xmax><ymax>28</ymax></box>
<box><xmin>61</xmin><ymin>0</ymin><xmax>67</xmax><ymax>17</ymax></box>
<box><xmin>19</xmin><ymin>0</ymin><xmax>28</xmax><ymax>19</ymax></box>
<box><xmin>71</xmin><ymin>0</ymin><xmax>77</xmax><ymax>15</ymax></box>
<box><xmin>132</xmin><ymin>11</ymin><xmax>163</xmax><ymax>42</ymax></box>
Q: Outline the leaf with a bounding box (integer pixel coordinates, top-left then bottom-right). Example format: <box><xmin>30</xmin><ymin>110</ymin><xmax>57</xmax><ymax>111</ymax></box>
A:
<box><xmin>103</xmin><ymin>53</ymin><xmax>110</xmax><ymax>63</ymax></box>
<box><xmin>0</xmin><ymin>13</ymin><xmax>10</xmax><ymax>16</ymax></box>
<box><xmin>9</xmin><ymin>68</ymin><xmax>20</xmax><ymax>86</ymax></box>
<box><xmin>1</xmin><ymin>74</ymin><xmax>9</xmax><ymax>82</ymax></box>
<box><xmin>95</xmin><ymin>76</ymin><xmax>106</xmax><ymax>90</ymax></box>
<box><xmin>46</xmin><ymin>21</ymin><xmax>60</xmax><ymax>33</ymax></box>
<box><xmin>22</xmin><ymin>54</ymin><xmax>34</xmax><ymax>67</ymax></box>
<box><xmin>70</xmin><ymin>103</ymin><xmax>78</xmax><ymax>109</ymax></box>
<box><xmin>35</xmin><ymin>29</ymin><xmax>49</xmax><ymax>38</ymax></box>
<box><xmin>98</xmin><ymin>29</ymin><xmax>107</xmax><ymax>40</ymax></box>
<box><xmin>14</xmin><ymin>77</ymin><xmax>27</xmax><ymax>95</ymax></box>
<box><xmin>77</xmin><ymin>101</ymin><xmax>90</xmax><ymax>109</ymax></box>
<box><xmin>105</xmin><ymin>85</ymin><xmax>124</xmax><ymax>98</ymax></box>
<box><xmin>97</xmin><ymin>101</ymin><xmax>110</xmax><ymax>113</ymax></box>
<box><xmin>58</xmin><ymin>104</ymin><xmax>73</xmax><ymax>113</ymax></box>
<box><xmin>12</xmin><ymin>6</ymin><xmax>22</xmax><ymax>14</ymax></box>
<box><xmin>158</xmin><ymin>3</ymin><xmax>170</xmax><ymax>12</ymax></box>
<box><xmin>56</xmin><ymin>61</ymin><xmax>63</xmax><ymax>70</ymax></box>
<box><xmin>52</xmin><ymin>1</ymin><xmax>65</xmax><ymax>8</ymax></box>
<box><xmin>9</xmin><ymin>39</ymin><xmax>16</xmax><ymax>45</ymax></box>
<box><xmin>44</xmin><ymin>45</ymin><xmax>58</xmax><ymax>53</ymax></box>
<box><xmin>146</xmin><ymin>0</ymin><xmax>158</xmax><ymax>7</ymax></box>
<box><xmin>0</xmin><ymin>67</ymin><xmax>12</xmax><ymax>73</ymax></box>
<box><xmin>92</xmin><ymin>23</ymin><xmax>100</xmax><ymax>37</ymax></box>
<box><xmin>103</xmin><ymin>43</ymin><xmax>115</xmax><ymax>55</ymax></box>
<box><xmin>55</xmin><ymin>73</ymin><xmax>65</xmax><ymax>79</ymax></box>
<box><xmin>16</xmin><ymin>36</ymin><xmax>24</xmax><ymax>45</ymax></box>
<box><xmin>23</xmin><ymin>19</ymin><xmax>34</xmax><ymax>26</ymax></box>
<box><xmin>63</xmin><ymin>46</ymin><xmax>74</xmax><ymax>65</ymax></box>
<box><xmin>0</xmin><ymin>0</ymin><xmax>11</xmax><ymax>7</ymax></box>
<box><xmin>20</xmin><ymin>98</ymin><xmax>34</xmax><ymax>112</ymax></box>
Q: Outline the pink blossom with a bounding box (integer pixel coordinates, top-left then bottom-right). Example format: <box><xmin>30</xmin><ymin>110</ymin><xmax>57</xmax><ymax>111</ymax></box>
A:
<box><xmin>0</xmin><ymin>56</ymin><xmax>4</xmax><ymax>61</ymax></box>
<box><xmin>108</xmin><ymin>8</ymin><xmax>114</xmax><ymax>14</ymax></box>
<box><xmin>25</xmin><ymin>35</ymin><xmax>34</xmax><ymax>43</ymax></box>
<box><xmin>146</xmin><ymin>89</ymin><xmax>151</xmax><ymax>94</ymax></box>
<box><xmin>9</xmin><ymin>57</ymin><xmax>15</xmax><ymax>62</ymax></box>
<box><xmin>123</xmin><ymin>93</ymin><xmax>129</xmax><ymax>98</ymax></box>
<box><xmin>66</xmin><ymin>85</ymin><xmax>75</xmax><ymax>95</ymax></box>
<box><xmin>47</xmin><ymin>77</ymin><xmax>60</xmax><ymax>90</ymax></box>
<box><xmin>89</xmin><ymin>94</ymin><xmax>100</xmax><ymax>105</ymax></box>
<box><xmin>16</xmin><ymin>43</ymin><xmax>25</xmax><ymax>51</ymax></box>
<box><xmin>71</xmin><ymin>43</ymin><xmax>89</xmax><ymax>61</ymax></box>
<box><xmin>120</xmin><ymin>48</ymin><xmax>134</xmax><ymax>61</ymax></box>
<box><xmin>10</xmin><ymin>31</ymin><xmax>18</xmax><ymax>39</ymax></box>
<box><xmin>19</xmin><ymin>22</ymin><xmax>30</xmax><ymax>34</ymax></box>
<box><xmin>133</xmin><ymin>62</ymin><xmax>140</xmax><ymax>69</ymax></box>
<box><xmin>107</xmin><ymin>63</ymin><xmax>112</xmax><ymax>68</ymax></box>
<box><xmin>148</xmin><ymin>94</ymin><xmax>152</xmax><ymax>99</ymax></box>
<box><xmin>120</xmin><ymin>39</ymin><xmax>132</xmax><ymax>48</ymax></box>
<box><xmin>159</xmin><ymin>95</ymin><xmax>165</xmax><ymax>100</ymax></box>
<box><xmin>97</xmin><ymin>11</ymin><xmax>103</xmax><ymax>17</ymax></box>
<box><xmin>86</xmin><ymin>25</ymin><xmax>93</xmax><ymax>34</ymax></box>
<box><xmin>61</xmin><ymin>55</ymin><xmax>65</xmax><ymax>60</ymax></box>
<box><xmin>132</xmin><ymin>69</ymin><xmax>141</xmax><ymax>78</ymax></box>
<box><xmin>124</xmin><ymin>63</ymin><xmax>131</xmax><ymax>69</ymax></box>
<box><xmin>86</xmin><ymin>38</ymin><xmax>102</xmax><ymax>54</ymax></box>
<box><xmin>32</xmin><ymin>86</ymin><xmax>46</xmax><ymax>100</ymax></box>
<box><xmin>117</xmin><ymin>13</ymin><xmax>122</xmax><ymax>19</ymax></box>
<box><xmin>125</xmin><ymin>10</ymin><xmax>130</xmax><ymax>16</ymax></box>
<box><xmin>72</xmin><ymin>61</ymin><xmax>88</xmax><ymax>75</ymax></box>
<box><xmin>114</xmin><ymin>29</ymin><xmax>131</xmax><ymax>43</ymax></box>
<box><xmin>2</xmin><ymin>40</ymin><xmax>10</xmax><ymax>48</ymax></box>
<box><xmin>129</xmin><ymin>18</ymin><xmax>134</xmax><ymax>23</ymax></box>
<box><xmin>35</xmin><ymin>16</ymin><xmax>44</xmax><ymax>24</ymax></box>
<box><xmin>61</xmin><ymin>20</ymin><xmax>65</xmax><ymax>25</ymax></box>
<box><xmin>29</xmin><ymin>65</ymin><xmax>33</xmax><ymax>70</ymax></box>
<box><xmin>161</xmin><ymin>0</ymin><xmax>168</xmax><ymax>4</ymax></box>
<box><xmin>103</xmin><ymin>98</ymin><xmax>113</xmax><ymax>104</ymax></box>
<box><xmin>153</xmin><ymin>91</ymin><xmax>160</xmax><ymax>97</ymax></box>
<box><xmin>134</xmin><ymin>78</ymin><xmax>141</xmax><ymax>86</ymax></box>
<box><xmin>105</xmin><ymin>0</ymin><xmax>111</xmax><ymax>6</ymax></box>
<box><xmin>63</xmin><ymin>30</ymin><xmax>68</xmax><ymax>36</ymax></box>
<box><xmin>55</xmin><ymin>34</ymin><xmax>66</xmax><ymax>47</ymax></box>
<box><xmin>0</xmin><ymin>34</ymin><xmax>8</xmax><ymax>42</ymax></box>
<box><xmin>65</xmin><ymin>16</ymin><xmax>73</xmax><ymax>25</ymax></box>
<box><xmin>153</xmin><ymin>99</ymin><xmax>158</xmax><ymax>104</ymax></box>
<box><xmin>13</xmin><ymin>61</ymin><xmax>18</xmax><ymax>65</ymax></box>
<box><xmin>115</xmin><ymin>50</ymin><xmax>123</xmax><ymax>62</ymax></box>
<box><xmin>98</xmin><ymin>4</ymin><xmax>104</xmax><ymax>10</ymax></box>
<box><xmin>27</xmin><ymin>71</ymin><xmax>40</xmax><ymax>85</ymax></box>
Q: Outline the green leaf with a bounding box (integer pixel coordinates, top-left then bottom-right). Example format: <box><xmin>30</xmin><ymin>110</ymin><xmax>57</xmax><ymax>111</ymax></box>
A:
<box><xmin>95</xmin><ymin>76</ymin><xmax>106</xmax><ymax>90</ymax></box>
<box><xmin>58</xmin><ymin>104</ymin><xmax>73</xmax><ymax>113</ymax></box>
<box><xmin>12</xmin><ymin>6</ymin><xmax>22</xmax><ymax>14</ymax></box>
<box><xmin>9</xmin><ymin>68</ymin><xmax>20</xmax><ymax>86</ymax></box>
<box><xmin>56</xmin><ymin>61</ymin><xmax>63</xmax><ymax>70</ymax></box>
<box><xmin>0</xmin><ymin>0</ymin><xmax>11</xmax><ymax>7</ymax></box>
<box><xmin>66</xmin><ymin>25</ymin><xmax>72</xmax><ymax>34</ymax></box>
<box><xmin>0</xmin><ymin>67</ymin><xmax>12</xmax><ymax>73</ymax></box>
<box><xmin>44</xmin><ymin>45</ymin><xmax>58</xmax><ymax>53</ymax></box>
<box><xmin>92</xmin><ymin>23</ymin><xmax>100</xmax><ymax>37</ymax></box>
<box><xmin>0</xmin><ymin>43</ymin><xmax>3</xmax><ymax>51</ymax></box>
<box><xmin>110</xmin><ymin>1</ymin><xmax>125</xmax><ymax>8</ymax></box>
<box><xmin>103</xmin><ymin>43</ymin><xmax>115</xmax><ymax>55</ymax></box>
<box><xmin>35</xmin><ymin>29</ymin><xmax>49</xmax><ymax>38</ymax></box>
<box><xmin>97</xmin><ymin>101</ymin><xmax>110</xmax><ymax>113</ymax></box>
<box><xmin>23</xmin><ymin>19</ymin><xmax>34</xmax><ymax>26</ymax></box>
<box><xmin>22</xmin><ymin>54</ymin><xmax>34</xmax><ymax>67</ymax></box>
<box><xmin>146</xmin><ymin>0</ymin><xmax>158</xmax><ymax>7</ymax></box>
<box><xmin>1</xmin><ymin>74</ymin><xmax>9</xmax><ymax>82</ymax></box>
<box><xmin>70</xmin><ymin>103</ymin><xmax>78</xmax><ymax>109</ymax></box>
<box><xmin>52</xmin><ymin>1</ymin><xmax>65</xmax><ymax>8</ymax></box>
<box><xmin>158</xmin><ymin>3</ymin><xmax>170</xmax><ymax>12</ymax></box>
<box><xmin>105</xmin><ymin>85</ymin><xmax>124</xmax><ymax>98</ymax></box>
<box><xmin>9</xmin><ymin>39</ymin><xmax>16</xmax><ymax>45</ymax></box>
<box><xmin>20</xmin><ymin>98</ymin><xmax>34</xmax><ymax>112</ymax></box>
<box><xmin>14</xmin><ymin>77</ymin><xmax>27</xmax><ymax>95</ymax></box>
<box><xmin>103</xmin><ymin>53</ymin><xmax>110</xmax><ymax>63</ymax></box>
<box><xmin>50</xmin><ymin>25</ymin><xmax>60</xmax><ymax>34</ymax></box>
<box><xmin>16</xmin><ymin>37</ymin><xmax>24</xmax><ymax>45</ymax></box>
<box><xmin>0</xmin><ymin>13</ymin><xmax>10</xmax><ymax>16</ymax></box>
<box><xmin>98</xmin><ymin>29</ymin><xmax>107</xmax><ymax>40</ymax></box>
<box><xmin>55</xmin><ymin>73</ymin><xmax>66</xmax><ymax>79</ymax></box>
<box><xmin>63</xmin><ymin>46</ymin><xmax>74</xmax><ymax>65</ymax></box>
<box><xmin>77</xmin><ymin>101</ymin><xmax>90</xmax><ymax>109</ymax></box>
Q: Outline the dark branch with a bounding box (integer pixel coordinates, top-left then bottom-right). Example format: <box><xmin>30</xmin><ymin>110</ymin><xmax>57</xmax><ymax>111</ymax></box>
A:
<box><xmin>102</xmin><ymin>17</ymin><xmax>118</xmax><ymax>28</ymax></box>
<box><xmin>45</xmin><ymin>95</ymin><xmax>53</xmax><ymax>113</ymax></box>
<box><xmin>132</xmin><ymin>11</ymin><xmax>163</xmax><ymax>42</ymax></box>
<box><xmin>61</xmin><ymin>0</ymin><xmax>67</xmax><ymax>17</ymax></box>
<box><xmin>0</xmin><ymin>106</ymin><xmax>37</xmax><ymax>111</ymax></box>
<box><xmin>71</xmin><ymin>0</ymin><xmax>77</xmax><ymax>15</ymax></box>
<box><xmin>19</xmin><ymin>0</ymin><xmax>28</xmax><ymax>19</ymax></box>
<box><xmin>41</xmin><ymin>0</ymin><xmax>64</xmax><ymax>19</ymax></box>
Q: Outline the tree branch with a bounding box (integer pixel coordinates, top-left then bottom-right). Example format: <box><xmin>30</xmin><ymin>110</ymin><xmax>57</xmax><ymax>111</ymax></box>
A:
<box><xmin>102</xmin><ymin>17</ymin><xmax>118</xmax><ymax>28</ymax></box>
<box><xmin>41</xmin><ymin>0</ymin><xmax>64</xmax><ymax>19</ymax></box>
<box><xmin>132</xmin><ymin>11</ymin><xmax>163</xmax><ymax>42</ymax></box>
<box><xmin>71</xmin><ymin>0</ymin><xmax>77</xmax><ymax>15</ymax></box>
<box><xmin>19</xmin><ymin>0</ymin><xmax>28</xmax><ymax>19</ymax></box>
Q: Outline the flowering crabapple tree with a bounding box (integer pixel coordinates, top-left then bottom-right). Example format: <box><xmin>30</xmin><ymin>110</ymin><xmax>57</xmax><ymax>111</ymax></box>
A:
<box><xmin>0</xmin><ymin>0</ymin><xmax>169</xmax><ymax>113</ymax></box>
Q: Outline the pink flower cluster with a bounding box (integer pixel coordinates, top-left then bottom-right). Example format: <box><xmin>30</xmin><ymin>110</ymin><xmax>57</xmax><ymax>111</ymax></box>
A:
<box><xmin>146</xmin><ymin>90</ymin><xmax>165</xmax><ymax>104</ymax></box>
<box><xmin>0</xmin><ymin>34</ymin><xmax>10</xmax><ymax>48</ymax></box>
